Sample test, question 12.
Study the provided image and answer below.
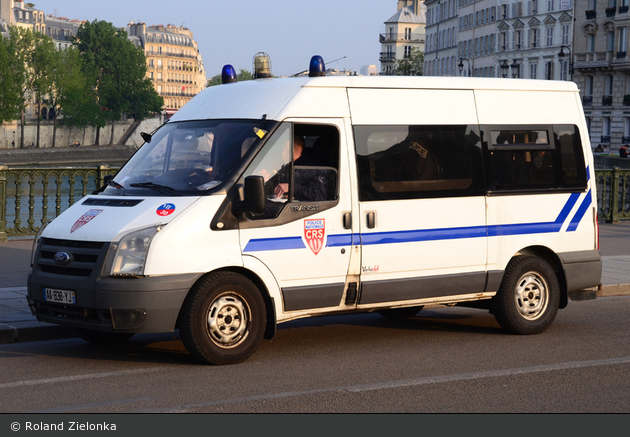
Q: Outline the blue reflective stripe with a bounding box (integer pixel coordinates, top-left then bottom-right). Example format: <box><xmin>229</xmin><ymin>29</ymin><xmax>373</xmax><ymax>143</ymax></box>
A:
<box><xmin>360</xmin><ymin>226</ymin><xmax>487</xmax><ymax>246</ymax></box>
<box><xmin>326</xmin><ymin>234</ymin><xmax>353</xmax><ymax>247</ymax></box>
<box><xmin>244</xmin><ymin>236</ymin><xmax>305</xmax><ymax>252</ymax></box>
<box><xmin>567</xmin><ymin>189</ymin><xmax>592</xmax><ymax>232</ymax></box>
<box><xmin>243</xmin><ymin>193</ymin><xmax>589</xmax><ymax>252</ymax></box>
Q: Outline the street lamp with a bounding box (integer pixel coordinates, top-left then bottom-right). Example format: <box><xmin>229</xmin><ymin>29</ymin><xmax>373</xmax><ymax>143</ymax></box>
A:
<box><xmin>500</xmin><ymin>60</ymin><xmax>510</xmax><ymax>78</ymax></box>
<box><xmin>458</xmin><ymin>58</ymin><xmax>471</xmax><ymax>77</ymax></box>
<box><xmin>558</xmin><ymin>45</ymin><xmax>574</xmax><ymax>80</ymax></box>
<box><xmin>511</xmin><ymin>59</ymin><xmax>520</xmax><ymax>78</ymax></box>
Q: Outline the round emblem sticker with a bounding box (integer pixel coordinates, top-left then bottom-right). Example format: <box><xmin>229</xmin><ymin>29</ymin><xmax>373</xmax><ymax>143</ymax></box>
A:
<box><xmin>156</xmin><ymin>203</ymin><xmax>176</xmax><ymax>217</ymax></box>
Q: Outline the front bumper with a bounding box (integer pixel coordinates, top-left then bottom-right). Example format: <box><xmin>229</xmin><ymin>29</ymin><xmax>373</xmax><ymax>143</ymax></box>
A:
<box><xmin>28</xmin><ymin>273</ymin><xmax>201</xmax><ymax>333</ymax></box>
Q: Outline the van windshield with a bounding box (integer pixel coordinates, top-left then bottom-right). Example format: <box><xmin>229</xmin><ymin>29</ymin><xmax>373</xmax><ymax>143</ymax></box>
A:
<box><xmin>102</xmin><ymin>120</ymin><xmax>268</xmax><ymax>196</ymax></box>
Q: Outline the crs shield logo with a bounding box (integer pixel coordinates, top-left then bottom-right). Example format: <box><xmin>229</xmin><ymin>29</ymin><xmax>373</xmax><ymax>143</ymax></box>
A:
<box><xmin>71</xmin><ymin>209</ymin><xmax>103</xmax><ymax>233</ymax></box>
<box><xmin>304</xmin><ymin>219</ymin><xmax>325</xmax><ymax>255</ymax></box>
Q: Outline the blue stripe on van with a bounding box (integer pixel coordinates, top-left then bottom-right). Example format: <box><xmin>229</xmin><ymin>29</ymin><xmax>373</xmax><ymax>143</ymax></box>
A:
<box><xmin>567</xmin><ymin>189</ymin><xmax>592</xmax><ymax>232</ymax></box>
<box><xmin>243</xmin><ymin>192</ymin><xmax>588</xmax><ymax>252</ymax></box>
<box><xmin>243</xmin><ymin>236</ymin><xmax>305</xmax><ymax>252</ymax></box>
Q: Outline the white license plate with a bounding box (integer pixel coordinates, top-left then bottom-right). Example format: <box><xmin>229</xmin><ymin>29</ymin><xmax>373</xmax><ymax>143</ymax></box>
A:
<box><xmin>44</xmin><ymin>288</ymin><xmax>76</xmax><ymax>304</ymax></box>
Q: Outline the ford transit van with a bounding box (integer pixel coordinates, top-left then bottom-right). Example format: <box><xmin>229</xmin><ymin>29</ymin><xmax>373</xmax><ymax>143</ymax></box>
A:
<box><xmin>27</xmin><ymin>61</ymin><xmax>602</xmax><ymax>365</ymax></box>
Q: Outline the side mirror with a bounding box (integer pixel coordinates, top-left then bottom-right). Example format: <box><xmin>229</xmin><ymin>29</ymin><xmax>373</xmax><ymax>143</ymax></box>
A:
<box><xmin>243</xmin><ymin>175</ymin><xmax>266</xmax><ymax>216</ymax></box>
<box><xmin>141</xmin><ymin>132</ymin><xmax>152</xmax><ymax>143</ymax></box>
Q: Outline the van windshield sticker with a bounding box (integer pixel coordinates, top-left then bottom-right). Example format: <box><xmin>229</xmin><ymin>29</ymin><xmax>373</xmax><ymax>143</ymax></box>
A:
<box><xmin>156</xmin><ymin>203</ymin><xmax>176</xmax><ymax>217</ymax></box>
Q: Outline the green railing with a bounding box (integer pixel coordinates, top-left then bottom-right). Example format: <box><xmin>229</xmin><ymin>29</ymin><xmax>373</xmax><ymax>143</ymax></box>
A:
<box><xmin>0</xmin><ymin>165</ymin><xmax>118</xmax><ymax>241</ymax></box>
<box><xmin>0</xmin><ymin>166</ymin><xmax>629</xmax><ymax>241</ymax></box>
<box><xmin>595</xmin><ymin>167</ymin><xmax>630</xmax><ymax>223</ymax></box>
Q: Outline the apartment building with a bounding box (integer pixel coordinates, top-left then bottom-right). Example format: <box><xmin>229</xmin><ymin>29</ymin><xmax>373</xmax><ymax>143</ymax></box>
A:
<box><xmin>128</xmin><ymin>22</ymin><xmax>206</xmax><ymax>116</ymax></box>
<box><xmin>380</xmin><ymin>0</ymin><xmax>427</xmax><ymax>75</ymax></box>
<box><xmin>425</xmin><ymin>0</ymin><xmax>460</xmax><ymax>75</ymax></box>
<box><xmin>573</xmin><ymin>0</ymin><xmax>630</xmax><ymax>149</ymax></box>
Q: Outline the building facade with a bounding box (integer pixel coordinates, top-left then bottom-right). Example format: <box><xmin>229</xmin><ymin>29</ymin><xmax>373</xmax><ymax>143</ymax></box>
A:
<box><xmin>128</xmin><ymin>22</ymin><xmax>206</xmax><ymax>116</ymax></box>
<box><xmin>573</xmin><ymin>0</ymin><xmax>630</xmax><ymax>149</ymax></box>
<box><xmin>425</xmin><ymin>0</ymin><xmax>460</xmax><ymax>75</ymax></box>
<box><xmin>380</xmin><ymin>0</ymin><xmax>427</xmax><ymax>75</ymax></box>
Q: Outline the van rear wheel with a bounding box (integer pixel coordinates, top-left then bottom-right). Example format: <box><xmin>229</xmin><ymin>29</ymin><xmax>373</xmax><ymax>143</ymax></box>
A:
<box><xmin>180</xmin><ymin>272</ymin><xmax>266</xmax><ymax>365</ymax></box>
<box><xmin>492</xmin><ymin>256</ymin><xmax>560</xmax><ymax>335</ymax></box>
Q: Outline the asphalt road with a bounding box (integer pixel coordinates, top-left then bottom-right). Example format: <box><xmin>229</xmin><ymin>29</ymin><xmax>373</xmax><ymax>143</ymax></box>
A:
<box><xmin>1</xmin><ymin>294</ymin><xmax>629</xmax><ymax>413</ymax></box>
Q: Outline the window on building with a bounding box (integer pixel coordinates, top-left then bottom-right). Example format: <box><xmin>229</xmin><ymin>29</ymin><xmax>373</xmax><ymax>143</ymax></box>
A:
<box><xmin>516</xmin><ymin>30</ymin><xmax>522</xmax><ymax>49</ymax></box>
<box><xmin>605</xmin><ymin>75</ymin><xmax>614</xmax><ymax>95</ymax></box>
<box><xmin>587</xmin><ymin>34</ymin><xmax>596</xmax><ymax>52</ymax></box>
<box><xmin>404</xmin><ymin>46</ymin><xmax>412</xmax><ymax>58</ymax></box>
<box><xmin>532</xmin><ymin>28</ymin><xmax>540</xmax><ymax>48</ymax></box>
<box><xmin>548</xmin><ymin>0</ymin><xmax>555</xmax><ymax>11</ymax></box>
<box><xmin>545</xmin><ymin>61</ymin><xmax>554</xmax><ymax>79</ymax></box>
<box><xmin>546</xmin><ymin>27</ymin><xmax>554</xmax><ymax>47</ymax></box>
<box><xmin>619</xmin><ymin>27</ymin><xmax>628</xmax><ymax>55</ymax></box>
<box><xmin>530</xmin><ymin>63</ymin><xmax>538</xmax><ymax>79</ymax></box>
<box><xmin>608</xmin><ymin>31</ymin><xmax>616</xmax><ymax>51</ymax></box>
<box><xmin>405</xmin><ymin>28</ymin><xmax>412</xmax><ymax>40</ymax></box>
<box><xmin>585</xmin><ymin>75</ymin><xmax>594</xmax><ymax>96</ymax></box>
<box><xmin>560</xmin><ymin>60</ymin><xmax>569</xmax><ymax>80</ymax></box>
<box><xmin>562</xmin><ymin>24</ymin><xmax>570</xmax><ymax>45</ymax></box>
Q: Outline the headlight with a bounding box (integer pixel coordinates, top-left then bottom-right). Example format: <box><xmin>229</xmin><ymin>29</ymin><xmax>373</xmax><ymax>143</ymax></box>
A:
<box><xmin>103</xmin><ymin>224</ymin><xmax>164</xmax><ymax>277</ymax></box>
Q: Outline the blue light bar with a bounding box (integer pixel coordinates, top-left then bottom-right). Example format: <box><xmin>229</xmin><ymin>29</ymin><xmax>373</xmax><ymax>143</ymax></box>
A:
<box><xmin>309</xmin><ymin>55</ymin><xmax>326</xmax><ymax>77</ymax></box>
<box><xmin>222</xmin><ymin>65</ymin><xmax>238</xmax><ymax>84</ymax></box>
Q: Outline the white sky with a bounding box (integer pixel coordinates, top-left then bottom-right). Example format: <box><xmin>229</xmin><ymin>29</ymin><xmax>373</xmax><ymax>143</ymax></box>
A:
<box><xmin>31</xmin><ymin>0</ymin><xmax>395</xmax><ymax>78</ymax></box>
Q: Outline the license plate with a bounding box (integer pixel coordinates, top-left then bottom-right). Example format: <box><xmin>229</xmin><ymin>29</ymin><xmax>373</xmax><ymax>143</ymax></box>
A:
<box><xmin>43</xmin><ymin>288</ymin><xmax>76</xmax><ymax>304</ymax></box>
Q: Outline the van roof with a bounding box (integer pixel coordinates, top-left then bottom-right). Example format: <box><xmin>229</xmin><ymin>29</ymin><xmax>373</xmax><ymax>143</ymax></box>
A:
<box><xmin>170</xmin><ymin>76</ymin><xmax>579</xmax><ymax>123</ymax></box>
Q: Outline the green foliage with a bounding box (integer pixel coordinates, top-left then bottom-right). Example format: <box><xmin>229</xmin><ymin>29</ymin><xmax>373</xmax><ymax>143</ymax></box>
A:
<box><xmin>207</xmin><ymin>68</ymin><xmax>253</xmax><ymax>87</ymax></box>
<box><xmin>394</xmin><ymin>48</ymin><xmax>424</xmax><ymax>76</ymax></box>
<box><xmin>0</xmin><ymin>32</ymin><xmax>23</xmax><ymax>122</ymax></box>
<box><xmin>72</xmin><ymin>19</ymin><xmax>162</xmax><ymax>125</ymax></box>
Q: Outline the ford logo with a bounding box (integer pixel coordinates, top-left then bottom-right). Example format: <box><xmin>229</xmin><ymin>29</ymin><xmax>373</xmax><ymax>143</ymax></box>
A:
<box><xmin>53</xmin><ymin>252</ymin><xmax>72</xmax><ymax>265</ymax></box>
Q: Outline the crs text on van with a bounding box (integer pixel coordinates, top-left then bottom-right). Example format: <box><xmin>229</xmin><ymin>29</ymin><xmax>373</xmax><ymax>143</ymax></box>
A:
<box><xmin>27</xmin><ymin>59</ymin><xmax>602</xmax><ymax>365</ymax></box>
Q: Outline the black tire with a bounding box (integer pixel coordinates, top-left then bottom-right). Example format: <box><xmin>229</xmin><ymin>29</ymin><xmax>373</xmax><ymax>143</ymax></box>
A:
<box><xmin>180</xmin><ymin>272</ymin><xmax>266</xmax><ymax>365</ymax></box>
<box><xmin>378</xmin><ymin>306</ymin><xmax>424</xmax><ymax>319</ymax></box>
<box><xmin>492</xmin><ymin>255</ymin><xmax>560</xmax><ymax>335</ymax></box>
<box><xmin>79</xmin><ymin>329</ymin><xmax>134</xmax><ymax>344</ymax></box>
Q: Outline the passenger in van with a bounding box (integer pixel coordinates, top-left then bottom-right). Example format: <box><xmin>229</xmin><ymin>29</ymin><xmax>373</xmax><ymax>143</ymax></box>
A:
<box><xmin>375</xmin><ymin>129</ymin><xmax>440</xmax><ymax>182</ymax></box>
<box><xmin>273</xmin><ymin>134</ymin><xmax>327</xmax><ymax>201</ymax></box>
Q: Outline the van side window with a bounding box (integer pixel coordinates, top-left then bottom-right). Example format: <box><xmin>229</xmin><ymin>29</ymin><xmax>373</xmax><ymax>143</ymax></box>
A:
<box><xmin>354</xmin><ymin>125</ymin><xmax>484</xmax><ymax>201</ymax></box>
<box><xmin>243</xmin><ymin>123</ymin><xmax>340</xmax><ymax>219</ymax></box>
<box><xmin>485</xmin><ymin>124</ymin><xmax>586</xmax><ymax>192</ymax></box>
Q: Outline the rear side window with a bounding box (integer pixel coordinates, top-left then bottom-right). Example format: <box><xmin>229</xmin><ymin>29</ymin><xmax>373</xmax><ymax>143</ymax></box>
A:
<box><xmin>484</xmin><ymin>124</ymin><xmax>587</xmax><ymax>192</ymax></box>
<box><xmin>354</xmin><ymin>125</ymin><xmax>485</xmax><ymax>201</ymax></box>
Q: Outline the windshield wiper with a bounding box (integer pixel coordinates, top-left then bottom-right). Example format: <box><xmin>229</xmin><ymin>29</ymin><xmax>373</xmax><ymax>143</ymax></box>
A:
<box><xmin>129</xmin><ymin>182</ymin><xmax>180</xmax><ymax>195</ymax></box>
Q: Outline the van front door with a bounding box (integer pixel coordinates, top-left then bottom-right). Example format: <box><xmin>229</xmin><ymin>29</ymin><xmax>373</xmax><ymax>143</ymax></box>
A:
<box><xmin>238</xmin><ymin>120</ymin><xmax>356</xmax><ymax>313</ymax></box>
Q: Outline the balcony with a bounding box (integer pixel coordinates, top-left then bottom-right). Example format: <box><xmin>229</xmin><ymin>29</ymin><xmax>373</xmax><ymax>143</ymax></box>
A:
<box><xmin>623</xmin><ymin>136</ymin><xmax>630</xmax><ymax>143</ymax></box>
<box><xmin>624</xmin><ymin>95</ymin><xmax>630</xmax><ymax>105</ymax></box>
<box><xmin>585</xmin><ymin>10</ymin><xmax>597</xmax><ymax>19</ymax></box>
<box><xmin>621</xmin><ymin>5</ymin><xmax>630</xmax><ymax>13</ymax></box>
<box><xmin>379</xmin><ymin>33</ymin><xmax>425</xmax><ymax>43</ymax></box>
<box><xmin>379</xmin><ymin>52</ymin><xmax>396</xmax><ymax>63</ymax></box>
<box><xmin>583</xmin><ymin>95</ymin><xmax>593</xmax><ymax>106</ymax></box>
<box><xmin>619</xmin><ymin>51</ymin><xmax>628</xmax><ymax>59</ymax></box>
<box><xmin>601</xmin><ymin>135</ymin><xmax>612</xmax><ymax>143</ymax></box>
<box><xmin>606</xmin><ymin>7</ymin><xmax>617</xmax><ymax>17</ymax></box>
<box><xmin>603</xmin><ymin>95</ymin><xmax>613</xmax><ymax>106</ymax></box>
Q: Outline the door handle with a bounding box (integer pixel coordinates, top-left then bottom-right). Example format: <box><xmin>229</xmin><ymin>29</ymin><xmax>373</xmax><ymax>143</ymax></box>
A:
<box><xmin>366</xmin><ymin>211</ymin><xmax>376</xmax><ymax>229</ymax></box>
<box><xmin>343</xmin><ymin>212</ymin><xmax>352</xmax><ymax>229</ymax></box>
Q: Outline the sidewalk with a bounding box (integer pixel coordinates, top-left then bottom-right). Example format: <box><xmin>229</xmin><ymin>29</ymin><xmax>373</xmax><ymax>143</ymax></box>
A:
<box><xmin>2</xmin><ymin>225</ymin><xmax>630</xmax><ymax>344</ymax></box>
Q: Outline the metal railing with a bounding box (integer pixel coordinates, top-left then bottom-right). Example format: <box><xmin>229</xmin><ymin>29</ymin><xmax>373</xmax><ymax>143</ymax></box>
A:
<box><xmin>0</xmin><ymin>165</ymin><xmax>118</xmax><ymax>241</ymax></box>
<box><xmin>595</xmin><ymin>168</ymin><xmax>630</xmax><ymax>223</ymax></box>
<box><xmin>1</xmin><ymin>166</ymin><xmax>629</xmax><ymax>241</ymax></box>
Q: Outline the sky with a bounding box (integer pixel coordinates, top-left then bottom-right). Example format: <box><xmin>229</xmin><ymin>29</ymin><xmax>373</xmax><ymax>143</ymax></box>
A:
<box><xmin>31</xmin><ymin>0</ymin><xmax>396</xmax><ymax>78</ymax></box>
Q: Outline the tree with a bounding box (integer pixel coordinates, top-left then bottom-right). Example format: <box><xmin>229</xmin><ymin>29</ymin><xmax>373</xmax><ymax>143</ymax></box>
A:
<box><xmin>27</xmin><ymin>32</ymin><xmax>57</xmax><ymax>147</ymax></box>
<box><xmin>48</xmin><ymin>46</ymin><xmax>88</xmax><ymax>147</ymax></box>
<box><xmin>9</xmin><ymin>26</ymin><xmax>35</xmax><ymax>148</ymax></box>
<box><xmin>207</xmin><ymin>68</ymin><xmax>253</xmax><ymax>87</ymax></box>
<box><xmin>73</xmin><ymin>20</ymin><xmax>161</xmax><ymax>145</ymax></box>
<box><xmin>0</xmin><ymin>31</ymin><xmax>23</xmax><ymax>124</ymax></box>
<box><xmin>394</xmin><ymin>48</ymin><xmax>424</xmax><ymax>76</ymax></box>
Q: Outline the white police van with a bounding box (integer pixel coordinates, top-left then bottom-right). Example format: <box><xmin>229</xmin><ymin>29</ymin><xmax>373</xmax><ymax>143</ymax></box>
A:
<box><xmin>28</xmin><ymin>57</ymin><xmax>602</xmax><ymax>365</ymax></box>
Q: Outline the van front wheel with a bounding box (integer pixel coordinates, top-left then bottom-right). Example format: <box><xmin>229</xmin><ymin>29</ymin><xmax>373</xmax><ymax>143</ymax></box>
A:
<box><xmin>180</xmin><ymin>272</ymin><xmax>266</xmax><ymax>365</ymax></box>
<box><xmin>492</xmin><ymin>256</ymin><xmax>560</xmax><ymax>335</ymax></box>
